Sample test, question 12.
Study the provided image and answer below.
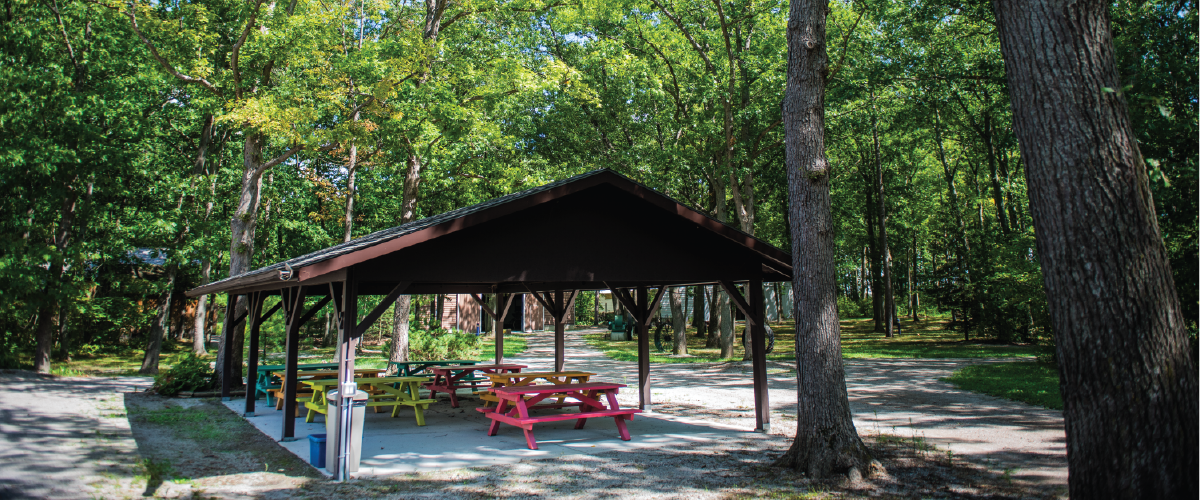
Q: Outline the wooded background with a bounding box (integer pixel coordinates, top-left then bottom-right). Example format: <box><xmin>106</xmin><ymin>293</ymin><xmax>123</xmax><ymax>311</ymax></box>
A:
<box><xmin>1</xmin><ymin>0</ymin><xmax>1194</xmax><ymax>369</ymax></box>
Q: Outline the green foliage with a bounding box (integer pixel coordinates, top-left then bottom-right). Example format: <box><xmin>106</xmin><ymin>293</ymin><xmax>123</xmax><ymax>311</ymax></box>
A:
<box><xmin>151</xmin><ymin>353</ymin><xmax>215</xmax><ymax>396</ymax></box>
<box><xmin>574</xmin><ymin>291</ymin><xmax>597</xmax><ymax>325</ymax></box>
<box><xmin>386</xmin><ymin>329</ymin><xmax>482</xmax><ymax>362</ymax></box>
<box><xmin>942</xmin><ymin>361</ymin><xmax>1063</xmax><ymax>410</ymax></box>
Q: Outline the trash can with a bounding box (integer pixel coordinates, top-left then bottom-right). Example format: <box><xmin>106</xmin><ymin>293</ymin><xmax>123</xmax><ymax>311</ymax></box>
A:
<box><xmin>307</xmin><ymin>434</ymin><xmax>327</xmax><ymax>468</ymax></box>
<box><xmin>324</xmin><ymin>388</ymin><xmax>369</xmax><ymax>474</ymax></box>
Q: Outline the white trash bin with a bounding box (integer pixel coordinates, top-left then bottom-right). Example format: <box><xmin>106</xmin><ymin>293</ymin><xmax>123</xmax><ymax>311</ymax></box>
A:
<box><xmin>324</xmin><ymin>389</ymin><xmax>368</xmax><ymax>474</ymax></box>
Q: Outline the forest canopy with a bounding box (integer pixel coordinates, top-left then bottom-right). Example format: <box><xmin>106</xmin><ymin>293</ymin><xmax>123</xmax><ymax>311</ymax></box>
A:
<box><xmin>1</xmin><ymin>0</ymin><xmax>1195</xmax><ymax>368</ymax></box>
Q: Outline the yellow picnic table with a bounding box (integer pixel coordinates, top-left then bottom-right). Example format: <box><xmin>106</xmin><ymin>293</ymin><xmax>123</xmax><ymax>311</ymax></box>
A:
<box><xmin>478</xmin><ymin>371</ymin><xmax>595</xmax><ymax>407</ymax></box>
<box><xmin>268</xmin><ymin>368</ymin><xmax>384</xmax><ymax>411</ymax></box>
<box><xmin>302</xmin><ymin>376</ymin><xmax>436</xmax><ymax>426</ymax></box>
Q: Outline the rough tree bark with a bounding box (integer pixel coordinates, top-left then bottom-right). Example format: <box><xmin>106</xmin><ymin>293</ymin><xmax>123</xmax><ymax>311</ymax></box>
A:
<box><xmin>670</xmin><ymin>286</ymin><xmax>686</xmax><ymax>355</ymax></box>
<box><xmin>992</xmin><ymin>1</ymin><xmax>1198</xmax><ymax>497</ymax></box>
<box><xmin>775</xmin><ymin>0</ymin><xmax>875</xmax><ymax>478</ymax></box>
<box><xmin>33</xmin><ymin>184</ymin><xmax>78</xmax><ymax>373</ymax></box>
<box><xmin>389</xmin><ymin>140</ymin><xmax>424</xmax><ymax>365</ymax></box>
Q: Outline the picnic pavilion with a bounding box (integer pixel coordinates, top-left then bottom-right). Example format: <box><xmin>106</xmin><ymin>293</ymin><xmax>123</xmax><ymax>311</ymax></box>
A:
<box><xmin>186</xmin><ymin>168</ymin><xmax>792</xmax><ymax>478</ymax></box>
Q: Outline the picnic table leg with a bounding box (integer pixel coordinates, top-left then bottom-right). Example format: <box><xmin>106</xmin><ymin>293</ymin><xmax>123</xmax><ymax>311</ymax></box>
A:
<box><xmin>515</xmin><ymin>400</ymin><xmax>538</xmax><ymax>450</ymax></box>
<box><xmin>412</xmin><ymin>403</ymin><xmax>428</xmax><ymax>426</ymax></box>
<box><xmin>574</xmin><ymin>390</ymin><xmax>601</xmax><ymax>430</ymax></box>
<box><xmin>487</xmin><ymin>399</ymin><xmax>508</xmax><ymax>436</ymax></box>
<box><xmin>604</xmin><ymin>391</ymin><xmax>632</xmax><ymax>441</ymax></box>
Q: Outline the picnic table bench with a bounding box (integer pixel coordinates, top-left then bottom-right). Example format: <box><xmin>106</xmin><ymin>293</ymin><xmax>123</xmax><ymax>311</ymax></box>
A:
<box><xmin>268</xmin><ymin>368</ymin><xmax>383</xmax><ymax>413</ymax></box>
<box><xmin>478</xmin><ymin>371</ymin><xmax>595</xmax><ymax>407</ymax></box>
<box><xmin>425</xmin><ymin>364</ymin><xmax>526</xmax><ymax>408</ymax></box>
<box><xmin>254</xmin><ymin>362</ymin><xmax>339</xmax><ymax>403</ymax></box>
<box><xmin>302</xmin><ymin>376</ymin><xmax>437</xmax><ymax>426</ymax></box>
<box><xmin>479</xmin><ymin>382</ymin><xmax>640</xmax><ymax>450</ymax></box>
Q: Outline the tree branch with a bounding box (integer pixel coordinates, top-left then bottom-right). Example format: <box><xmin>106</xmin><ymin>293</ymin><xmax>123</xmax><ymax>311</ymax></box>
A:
<box><xmin>125</xmin><ymin>5</ymin><xmax>223</xmax><ymax>97</ymax></box>
<box><xmin>649</xmin><ymin>0</ymin><xmax>715</xmax><ymax>73</ymax></box>
<box><xmin>230</xmin><ymin>0</ymin><xmax>265</xmax><ymax>101</ymax></box>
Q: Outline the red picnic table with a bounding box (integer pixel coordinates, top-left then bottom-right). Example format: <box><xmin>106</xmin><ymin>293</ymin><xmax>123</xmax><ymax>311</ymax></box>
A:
<box><xmin>479</xmin><ymin>382</ymin><xmax>641</xmax><ymax>450</ymax></box>
<box><xmin>425</xmin><ymin>364</ymin><xmax>526</xmax><ymax>408</ymax></box>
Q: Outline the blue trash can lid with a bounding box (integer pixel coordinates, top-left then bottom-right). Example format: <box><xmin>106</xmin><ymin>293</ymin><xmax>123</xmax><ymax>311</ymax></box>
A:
<box><xmin>308</xmin><ymin>433</ymin><xmax>327</xmax><ymax>442</ymax></box>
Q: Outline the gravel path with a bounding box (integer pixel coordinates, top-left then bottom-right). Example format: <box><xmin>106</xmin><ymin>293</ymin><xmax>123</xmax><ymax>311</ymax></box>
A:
<box><xmin>0</xmin><ymin>371</ymin><xmax>153</xmax><ymax>499</ymax></box>
<box><xmin>507</xmin><ymin>327</ymin><xmax>1067</xmax><ymax>485</ymax></box>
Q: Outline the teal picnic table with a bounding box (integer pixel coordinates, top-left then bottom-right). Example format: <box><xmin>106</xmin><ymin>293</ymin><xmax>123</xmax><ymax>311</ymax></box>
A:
<box><xmin>254</xmin><ymin>362</ymin><xmax>339</xmax><ymax>404</ymax></box>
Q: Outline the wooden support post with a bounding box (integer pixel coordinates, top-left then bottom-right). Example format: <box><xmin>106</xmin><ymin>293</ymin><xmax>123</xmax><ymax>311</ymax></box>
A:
<box><xmin>219</xmin><ymin>294</ymin><xmax>240</xmax><ymax>400</ymax></box>
<box><xmin>281</xmin><ymin>287</ymin><xmax>307</xmax><ymax>441</ymax></box>
<box><xmin>749</xmin><ymin>277</ymin><xmax>769</xmax><ymax>433</ymax></box>
<box><xmin>636</xmin><ymin>286</ymin><xmax>650</xmax><ymax>411</ymax></box>
<box><xmin>244</xmin><ymin>292</ymin><xmax>266</xmax><ymax>417</ymax></box>
<box><xmin>554</xmin><ymin>289</ymin><xmax>565</xmax><ymax>372</ymax></box>
<box><xmin>333</xmin><ymin>269</ymin><xmax>358</xmax><ymax>481</ymax></box>
<box><xmin>494</xmin><ymin>292</ymin><xmax>504</xmax><ymax>363</ymax></box>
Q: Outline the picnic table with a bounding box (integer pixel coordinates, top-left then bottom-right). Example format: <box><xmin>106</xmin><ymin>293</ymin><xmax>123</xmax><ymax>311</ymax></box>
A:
<box><xmin>425</xmin><ymin>364</ymin><xmax>526</xmax><ymax>408</ymax></box>
<box><xmin>387</xmin><ymin>360</ymin><xmax>479</xmax><ymax>376</ymax></box>
<box><xmin>267</xmin><ymin>368</ymin><xmax>384</xmax><ymax>411</ymax></box>
<box><xmin>479</xmin><ymin>382</ymin><xmax>640</xmax><ymax>450</ymax></box>
<box><xmin>478</xmin><ymin>371</ymin><xmax>595</xmax><ymax>407</ymax></box>
<box><xmin>253</xmin><ymin>362</ymin><xmax>340</xmax><ymax>404</ymax></box>
<box><xmin>301</xmin><ymin>377</ymin><xmax>437</xmax><ymax>426</ymax></box>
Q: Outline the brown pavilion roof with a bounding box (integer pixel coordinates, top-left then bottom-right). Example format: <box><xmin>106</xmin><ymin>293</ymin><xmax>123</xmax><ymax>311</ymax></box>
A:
<box><xmin>187</xmin><ymin>169</ymin><xmax>791</xmax><ymax>298</ymax></box>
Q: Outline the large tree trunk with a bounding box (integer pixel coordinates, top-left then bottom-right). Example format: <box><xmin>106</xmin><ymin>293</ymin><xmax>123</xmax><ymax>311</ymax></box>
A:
<box><xmin>993</xmin><ymin>2</ymin><xmax>1197</xmax><ymax>497</ymax></box>
<box><xmin>389</xmin><ymin>151</ymin><xmax>424</xmax><ymax>363</ymax></box>
<box><xmin>670</xmin><ymin>286</ymin><xmax>686</xmax><ymax>355</ymax></box>
<box><xmin>140</xmin><ymin>264</ymin><xmax>177</xmax><ymax>375</ymax></box>
<box><xmin>192</xmin><ymin>259</ymin><xmax>211</xmax><ymax>355</ymax></box>
<box><xmin>389</xmin><ymin>296</ymin><xmax>411</xmax><ymax>371</ymax></box>
<box><xmin>717</xmin><ymin>290</ymin><xmax>734</xmax><ymax>358</ymax></box>
<box><xmin>216</xmin><ymin>135</ymin><xmax>270</xmax><ymax>390</ymax></box>
<box><xmin>775</xmin><ymin>0</ymin><xmax>875</xmax><ymax>478</ymax></box>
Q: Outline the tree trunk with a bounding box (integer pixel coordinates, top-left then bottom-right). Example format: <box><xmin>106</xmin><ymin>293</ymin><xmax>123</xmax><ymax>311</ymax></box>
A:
<box><xmin>776</xmin><ymin>0</ymin><xmax>875</xmax><ymax>478</ymax></box>
<box><xmin>870</xmin><ymin>91</ymin><xmax>895</xmax><ymax>338</ymax></box>
<box><xmin>862</xmin><ymin>163</ymin><xmax>882</xmax><ymax>331</ymax></box>
<box><xmin>982</xmin><ymin>117</ymin><xmax>1010</xmax><ymax>234</ymax></box>
<box><xmin>909</xmin><ymin>234</ymin><xmax>918</xmax><ymax>322</ymax></box>
<box><xmin>717</xmin><ymin>289</ymin><xmax>734</xmax><ymax>358</ymax></box>
<box><xmin>705</xmin><ymin>286</ymin><xmax>720</xmax><ymax>348</ymax></box>
<box><xmin>389</xmin><ymin>296</ymin><xmax>411</xmax><ymax>371</ymax></box>
<box><xmin>691</xmin><ymin>286</ymin><xmax>706</xmax><ymax>337</ymax></box>
<box><xmin>217</xmin><ymin>134</ymin><xmax>272</xmax><ymax>389</ymax></box>
<box><xmin>670</xmin><ymin>286</ymin><xmax>686</xmax><ymax>355</ymax></box>
<box><xmin>193</xmin><ymin>260</ymin><xmax>211</xmax><ymax>355</ymax></box>
<box><xmin>34</xmin><ymin>186</ymin><xmax>78</xmax><ymax>374</ymax></box>
<box><xmin>993</xmin><ymin>2</ymin><xmax>1197</xmax><ymax>497</ymax></box>
<box><xmin>390</xmin><ymin>149</ymin><xmax>423</xmax><ymax>363</ymax></box>
<box><xmin>140</xmin><ymin>264</ymin><xmax>177</xmax><ymax>375</ymax></box>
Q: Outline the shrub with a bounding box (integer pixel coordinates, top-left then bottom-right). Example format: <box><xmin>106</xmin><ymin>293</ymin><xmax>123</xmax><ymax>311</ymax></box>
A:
<box><xmin>384</xmin><ymin>328</ymin><xmax>482</xmax><ymax>361</ymax></box>
<box><xmin>152</xmin><ymin>353</ymin><xmax>215</xmax><ymax>396</ymax></box>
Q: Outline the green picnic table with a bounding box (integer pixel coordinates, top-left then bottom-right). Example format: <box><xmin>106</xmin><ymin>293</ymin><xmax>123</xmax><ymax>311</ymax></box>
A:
<box><xmin>253</xmin><ymin>362</ymin><xmax>339</xmax><ymax>404</ymax></box>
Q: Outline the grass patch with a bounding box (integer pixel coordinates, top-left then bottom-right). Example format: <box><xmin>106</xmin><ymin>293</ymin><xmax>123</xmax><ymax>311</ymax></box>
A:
<box><xmin>481</xmin><ymin>332</ymin><xmax>528</xmax><ymax>360</ymax></box>
<box><xmin>584</xmin><ymin>316</ymin><xmax>1051</xmax><ymax>363</ymax></box>
<box><xmin>941</xmin><ymin>361</ymin><xmax>1063</xmax><ymax>410</ymax></box>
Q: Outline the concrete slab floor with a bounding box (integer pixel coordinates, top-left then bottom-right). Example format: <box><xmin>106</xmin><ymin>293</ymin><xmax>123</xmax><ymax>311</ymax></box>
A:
<box><xmin>223</xmin><ymin>393</ymin><xmax>765</xmax><ymax>477</ymax></box>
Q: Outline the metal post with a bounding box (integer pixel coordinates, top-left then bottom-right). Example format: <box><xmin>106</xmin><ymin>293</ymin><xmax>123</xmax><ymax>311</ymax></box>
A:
<box><xmin>220</xmin><ymin>295</ymin><xmax>239</xmax><ymax>400</ymax></box>
<box><xmin>750</xmin><ymin>276</ymin><xmax>769</xmax><ymax>433</ymax></box>
<box><xmin>336</xmin><ymin>270</ymin><xmax>358</xmax><ymax>482</ymax></box>
<box><xmin>554</xmin><ymin>289</ymin><xmax>565</xmax><ymax>372</ymax></box>
<box><xmin>244</xmin><ymin>292</ymin><xmax>264</xmax><ymax>417</ymax></box>
<box><xmin>282</xmin><ymin>287</ymin><xmax>306</xmax><ymax>441</ymax></box>
<box><xmin>636</xmin><ymin>286</ymin><xmax>650</xmax><ymax>411</ymax></box>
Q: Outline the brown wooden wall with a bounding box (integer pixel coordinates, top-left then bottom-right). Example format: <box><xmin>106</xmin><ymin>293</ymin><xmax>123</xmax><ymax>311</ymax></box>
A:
<box><xmin>456</xmin><ymin>294</ymin><xmax>481</xmax><ymax>334</ymax></box>
<box><xmin>524</xmin><ymin>294</ymin><xmax>544</xmax><ymax>331</ymax></box>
